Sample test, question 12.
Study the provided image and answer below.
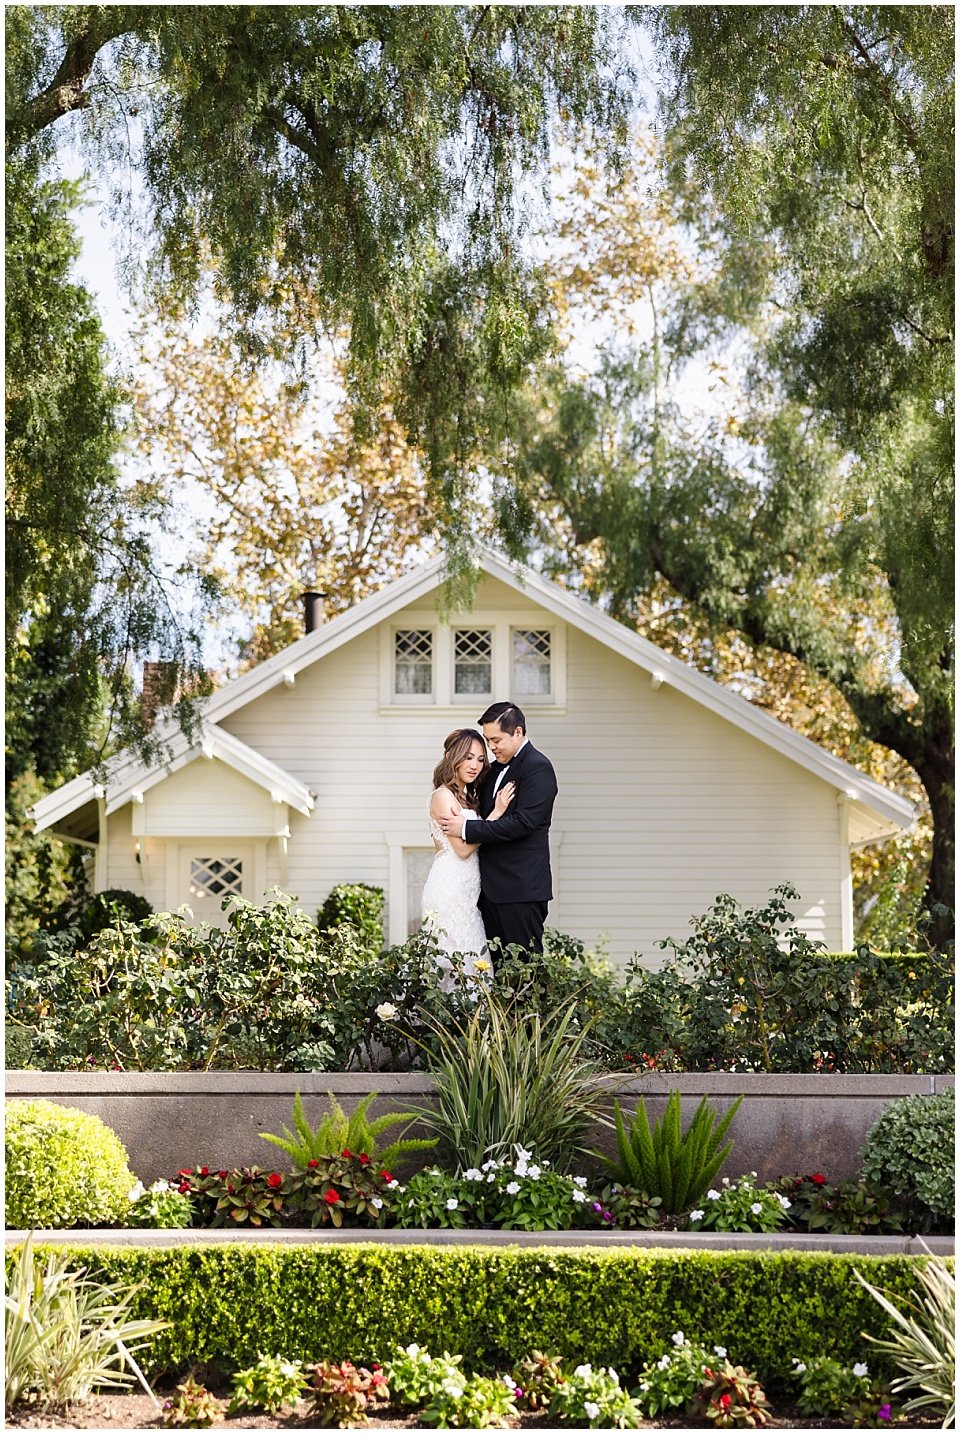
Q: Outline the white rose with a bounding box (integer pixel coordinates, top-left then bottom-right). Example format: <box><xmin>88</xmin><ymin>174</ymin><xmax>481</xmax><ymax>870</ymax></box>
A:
<box><xmin>376</xmin><ymin>1002</ymin><xmax>399</xmax><ymax>1021</ymax></box>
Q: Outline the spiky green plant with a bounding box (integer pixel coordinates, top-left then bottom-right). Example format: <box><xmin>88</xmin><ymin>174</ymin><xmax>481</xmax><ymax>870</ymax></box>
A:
<box><xmin>5</xmin><ymin>1234</ymin><xmax>168</xmax><ymax>1411</ymax></box>
<box><xmin>259</xmin><ymin>1089</ymin><xmax>436</xmax><ymax>1171</ymax></box>
<box><xmin>855</xmin><ymin>1253</ymin><xmax>955</xmax><ymax>1427</ymax></box>
<box><xmin>412</xmin><ymin>991</ymin><xmax>614</xmax><ymax>1171</ymax></box>
<box><xmin>599</xmin><ymin>1090</ymin><xmax>743</xmax><ymax>1213</ymax></box>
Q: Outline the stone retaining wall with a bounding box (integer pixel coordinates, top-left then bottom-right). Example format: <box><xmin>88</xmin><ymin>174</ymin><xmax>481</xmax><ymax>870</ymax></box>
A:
<box><xmin>5</xmin><ymin>1071</ymin><xmax>953</xmax><ymax>1185</ymax></box>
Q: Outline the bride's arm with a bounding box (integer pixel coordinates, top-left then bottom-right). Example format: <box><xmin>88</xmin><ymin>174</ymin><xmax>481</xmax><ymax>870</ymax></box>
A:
<box><xmin>430</xmin><ymin>789</ymin><xmax>479</xmax><ymax>860</ymax></box>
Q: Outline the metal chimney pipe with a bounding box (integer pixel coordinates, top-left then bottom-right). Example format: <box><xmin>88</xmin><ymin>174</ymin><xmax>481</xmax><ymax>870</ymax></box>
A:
<box><xmin>303</xmin><ymin>591</ymin><xmax>326</xmax><ymax>634</ymax></box>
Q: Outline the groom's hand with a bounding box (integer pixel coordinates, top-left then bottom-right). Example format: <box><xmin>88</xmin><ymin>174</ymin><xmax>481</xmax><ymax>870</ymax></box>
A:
<box><xmin>436</xmin><ymin>811</ymin><xmax>460</xmax><ymax>836</ymax></box>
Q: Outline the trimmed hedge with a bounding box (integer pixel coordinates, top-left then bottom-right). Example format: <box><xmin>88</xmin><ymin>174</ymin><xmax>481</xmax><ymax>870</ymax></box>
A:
<box><xmin>25</xmin><ymin>1244</ymin><xmax>946</xmax><ymax>1384</ymax></box>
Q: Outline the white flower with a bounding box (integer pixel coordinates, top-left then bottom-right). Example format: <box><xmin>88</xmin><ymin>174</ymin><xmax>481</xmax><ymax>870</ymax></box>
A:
<box><xmin>706</xmin><ymin>1188</ymin><xmax>721</xmax><ymax>1200</ymax></box>
<box><xmin>150</xmin><ymin>1179</ymin><xmax>174</xmax><ymax>1194</ymax></box>
<box><xmin>751</xmin><ymin>1170</ymin><xmax>757</xmax><ymax>1178</ymax></box>
<box><xmin>386</xmin><ymin>1178</ymin><xmax>400</xmax><ymax>1189</ymax></box>
<box><xmin>573</xmin><ymin>1175</ymin><xmax>588</xmax><ymax>1188</ymax></box>
<box><xmin>750</xmin><ymin>1201</ymin><xmax>763</xmax><ymax>1214</ymax></box>
<box><xmin>279</xmin><ymin>1361</ymin><xmax>301</xmax><ymax>1378</ymax></box>
<box><xmin>574</xmin><ymin>1364</ymin><xmax>593</xmax><ymax>1379</ymax></box>
<box><xmin>405</xmin><ymin>1344</ymin><xmax>420</xmax><ymax>1357</ymax></box>
<box><xmin>506</xmin><ymin>1181</ymin><xmax>521</xmax><ymax>1195</ymax></box>
<box><xmin>487</xmin><ymin>1173</ymin><xmax>496</xmax><ymax>1183</ymax></box>
<box><xmin>714</xmin><ymin>1346</ymin><xmax>727</xmax><ymax>1360</ymax></box>
<box><xmin>656</xmin><ymin>1355</ymin><xmax>671</xmax><ymax>1371</ymax></box>
<box><xmin>722</xmin><ymin>1176</ymin><xmax>730</xmax><ymax>1186</ymax></box>
<box><xmin>689</xmin><ymin>1209</ymin><xmax>705</xmax><ymax>1222</ymax></box>
<box><xmin>502</xmin><ymin>1375</ymin><xmax>517</xmax><ymax>1390</ymax></box>
<box><xmin>482</xmin><ymin>1159</ymin><xmax>499</xmax><ymax>1172</ymax></box>
<box><xmin>584</xmin><ymin>1402</ymin><xmax>600</xmax><ymax>1420</ymax></box>
<box><xmin>375</xmin><ymin>1002</ymin><xmax>399</xmax><ymax>1021</ymax></box>
<box><xmin>464</xmin><ymin>1168</ymin><xmax>483</xmax><ymax>1181</ymax></box>
<box><xmin>514</xmin><ymin>1162</ymin><xmax>529</xmax><ymax>1178</ymax></box>
<box><xmin>672</xmin><ymin>1331</ymin><xmax>686</xmax><ymax>1347</ymax></box>
<box><xmin>792</xmin><ymin>1360</ymin><xmax>807</xmax><ymax>1374</ymax></box>
<box><xmin>127</xmin><ymin>1181</ymin><xmax>145</xmax><ymax>1202</ymax></box>
<box><xmin>446</xmin><ymin>1197</ymin><xmax>459</xmax><ymax>1210</ymax></box>
<box><xmin>371</xmin><ymin>1197</ymin><xmax>383</xmax><ymax>1209</ymax></box>
<box><xmin>572</xmin><ymin>1189</ymin><xmax>587</xmax><ymax>1203</ymax></box>
<box><xmin>853</xmin><ymin>1362</ymin><xmax>869</xmax><ymax>1378</ymax></box>
<box><xmin>778</xmin><ymin>1195</ymin><xmax>792</xmax><ymax>1209</ymax></box>
<box><xmin>527</xmin><ymin>1164</ymin><xmax>541</xmax><ymax>1180</ymax></box>
<box><xmin>515</xmin><ymin>1146</ymin><xmax>533</xmax><ymax>1162</ymax></box>
<box><xmin>442</xmin><ymin>1381</ymin><xmax>464</xmax><ymax>1399</ymax></box>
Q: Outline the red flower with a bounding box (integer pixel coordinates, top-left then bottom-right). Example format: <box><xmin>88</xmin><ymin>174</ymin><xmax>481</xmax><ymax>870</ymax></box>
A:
<box><xmin>177</xmin><ymin>1182</ymin><xmax>191</xmax><ymax>1194</ymax></box>
<box><xmin>720</xmin><ymin>1393</ymin><xmax>731</xmax><ymax>1410</ymax></box>
<box><xmin>267</xmin><ymin>1172</ymin><xmax>283</xmax><ymax>1189</ymax></box>
<box><xmin>198</xmin><ymin>1166</ymin><xmax>209</xmax><ymax>1176</ymax></box>
<box><xmin>380</xmin><ymin>1170</ymin><xmax>392</xmax><ymax>1182</ymax></box>
<box><xmin>810</xmin><ymin>1173</ymin><xmax>827</xmax><ymax>1185</ymax></box>
<box><xmin>341</xmin><ymin>1148</ymin><xmax>352</xmax><ymax>1159</ymax></box>
<box><xmin>218</xmin><ymin>1170</ymin><xmax>228</xmax><ymax>1179</ymax></box>
<box><xmin>358</xmin><ymin>1153</ymin><xmax>371</xmax><ymax>1166</ymax></box>
<box><xmin>324</xmin><ymin>1189</ymin><xmax>340</xmax><ymax>1205</ymax></box>
<box><xmin>307</xmin><ymin>1159</ymin><xmax>319</xmax><ymax>1169</ymax></box>
<box><xmin>177</xmin><ymin>1168</ymin><xmax>192</xmax><ymax>1177</ymax></box>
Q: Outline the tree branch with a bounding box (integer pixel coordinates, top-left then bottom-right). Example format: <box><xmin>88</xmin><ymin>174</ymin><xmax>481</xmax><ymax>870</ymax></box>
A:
<box><xmin>14</xmin><ymin>11</ymin><xmax>130</xmax><ymax>146</ymax></box>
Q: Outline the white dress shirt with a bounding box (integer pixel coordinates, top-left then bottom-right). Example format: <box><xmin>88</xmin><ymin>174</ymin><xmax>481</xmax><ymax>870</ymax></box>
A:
<box><xmin>460</xmin><ymin>739</ymin><xmax>527</xmax><ymax>839</ymax></box>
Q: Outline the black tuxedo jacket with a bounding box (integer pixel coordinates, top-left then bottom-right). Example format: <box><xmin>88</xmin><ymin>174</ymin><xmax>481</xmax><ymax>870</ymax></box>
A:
<box><xmin>463</xmin><ymin>742</ymin><xmax>558</xmax><ymax>903</ymax></box>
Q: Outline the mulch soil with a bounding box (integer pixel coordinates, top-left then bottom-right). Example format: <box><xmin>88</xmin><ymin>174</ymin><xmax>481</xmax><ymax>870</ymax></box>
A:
<box><xmin>5</xmin><ymin>1387</ymin><xmax>942</xmax><ymax>1431</ymax></box>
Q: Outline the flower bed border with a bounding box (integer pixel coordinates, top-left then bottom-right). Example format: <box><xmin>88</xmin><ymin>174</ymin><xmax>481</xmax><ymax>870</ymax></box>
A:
<box><xmin>4</xmin><ymin>1227</ymin><xmax>954</xmax><ymax>1255</ymax></box>
<box><xmin>6</xmin><ymin>1070</ymin><xmax>954</xmax><ymax>1185</ymax></box>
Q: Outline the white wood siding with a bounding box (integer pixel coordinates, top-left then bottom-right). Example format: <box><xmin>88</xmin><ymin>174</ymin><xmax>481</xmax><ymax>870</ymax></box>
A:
<box><xmin>207</xmin><ymin>574</ymin><xmax>847</xmax><ymax>965</ymax></box>
<box><xmin>137</xmin><ymin>759</ymin><xmax>279</xmax><ymax>836</ymax></box>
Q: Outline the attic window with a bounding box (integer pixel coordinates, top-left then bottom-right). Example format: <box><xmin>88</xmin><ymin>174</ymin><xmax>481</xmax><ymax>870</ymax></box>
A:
<box><xmin>512</xmin><ymin>629</ymin><xmax>551</xmax><ymax>695</ymax></box>
<box><xmin>189</xmin><ymin>856</ymin><xmax>243</xmax><ymax>901</ymax></box>
<box><xmin>394</xmin><ymin>629</ymin><xmax>433</xmax><ymax>696</ymax></box>
<box><xmin>454</xmin><ymin>629</ymin><xmax>492</xmax><ymax>695</ymax></box>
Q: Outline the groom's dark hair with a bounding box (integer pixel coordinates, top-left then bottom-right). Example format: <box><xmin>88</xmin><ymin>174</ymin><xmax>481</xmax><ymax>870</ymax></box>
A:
<box><xmin>479</xmin><ymin>701</ymin><xmax>526</xmax><ymax>734</ymax></box>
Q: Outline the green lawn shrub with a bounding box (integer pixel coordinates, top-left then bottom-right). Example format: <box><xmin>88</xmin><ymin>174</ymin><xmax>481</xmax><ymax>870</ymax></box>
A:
<box><xmin>6</xmin><ymin>884</ymin><xmax>953</xmax><ymax>1074</ymax></box>
<box><xmin>5</xmin><ymin>1100</ymin><xmax>134</xmax><ymax>1229</ymax></box>
<box><xmin>317</xmin><ymin>883</ymin><xmax>384</xmax><ymax>955</ymax></box>
<box><xmin>27</xmin><ymin>1244</ymin><xmax>946</xmax><ymax>1386</ymax></box>
<box><xmin>859</xmin><ymin>1088</ymin><xmax>955</xmax><ymax>1231</ymax></box>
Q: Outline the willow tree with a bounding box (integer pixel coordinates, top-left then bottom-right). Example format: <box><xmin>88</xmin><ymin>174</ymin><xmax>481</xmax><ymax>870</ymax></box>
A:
<box><xmin>8</xmin><ymin>5</ymin><xmax>631</xmax><ymax>559</ymax></box>
<box><xmin>509</xmin><ymin>8</ymin><xmax>953</xmax><ymax>935</ymax></box>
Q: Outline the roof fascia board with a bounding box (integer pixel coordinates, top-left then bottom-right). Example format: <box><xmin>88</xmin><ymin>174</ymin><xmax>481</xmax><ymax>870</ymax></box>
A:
<box><xmin>477</xmin><ymin>551</ymin><xmax>914</xmax><ymax>830</ymax></box>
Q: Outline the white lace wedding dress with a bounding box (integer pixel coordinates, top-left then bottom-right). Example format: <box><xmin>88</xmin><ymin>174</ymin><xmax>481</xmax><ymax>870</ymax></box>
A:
<box><xmin>421</xmin><ymin>813</ymin><xmax>487</xmax><ymax>987</ymax></box>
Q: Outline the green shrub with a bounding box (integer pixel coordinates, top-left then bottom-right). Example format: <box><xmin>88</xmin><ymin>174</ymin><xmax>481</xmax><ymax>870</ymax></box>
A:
<box><xmin>5</xmin><ymin>1100</ymin><xmax>134</xmax><ymax>1229</ymax></box>
<box><xmin>36</xmin><ymin>1245</ymin><xmax>946</xmax><ymax>1382</ymax></box>
<box><xmin>858</xmin><ymin>1089</ymin><xmax>955</xmax><ymax>1231</ymax></box>
<box><xmin>318</xmin><ymin>883</ymin><xmax>384</xmax><ymax>953</ymax></box>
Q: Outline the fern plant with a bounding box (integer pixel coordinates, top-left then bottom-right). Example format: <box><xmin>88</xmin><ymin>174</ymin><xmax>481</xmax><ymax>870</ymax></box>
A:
<box><xmin>599</xmin><ymin>1089</ymin><xmax>743</xmax><ymax>1213</ymax></box>
<box><xmin>259</xmin><ymin>1090</ymin><xmax>436</xmax><ymax>1170</ymax></box>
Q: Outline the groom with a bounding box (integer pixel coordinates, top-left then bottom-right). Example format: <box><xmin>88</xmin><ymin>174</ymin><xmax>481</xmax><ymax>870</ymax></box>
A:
<box><xmin>438</xmin><ymin>700</ymin><xmax>558</xmax><ymax>959</ymax></box>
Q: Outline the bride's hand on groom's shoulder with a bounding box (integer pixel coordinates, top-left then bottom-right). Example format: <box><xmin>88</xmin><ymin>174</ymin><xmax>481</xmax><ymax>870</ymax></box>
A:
<box><xmin>493</xmin><ymin>781</ymin><xmax>516</xmax><ymax>817</ymax></box>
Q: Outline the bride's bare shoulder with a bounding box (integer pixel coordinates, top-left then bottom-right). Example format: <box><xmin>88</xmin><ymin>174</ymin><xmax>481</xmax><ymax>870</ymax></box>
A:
<box><xmin>429</xmin><ymin>786</ymin><xmax>460</xmax><ymax>817</ymax></box>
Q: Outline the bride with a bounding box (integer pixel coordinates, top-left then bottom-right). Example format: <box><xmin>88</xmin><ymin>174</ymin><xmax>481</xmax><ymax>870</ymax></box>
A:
<box><xmin>421</xmin><ymin>728</ymin><xmax>514</xmax><ymax>986</ymax></box>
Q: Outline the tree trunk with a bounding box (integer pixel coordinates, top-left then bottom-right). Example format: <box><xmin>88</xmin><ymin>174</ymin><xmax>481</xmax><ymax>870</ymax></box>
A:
<box><xmin>916</xmin><ymin>740</ymin><xmax>956</xmax><ymax>948</ymax></box>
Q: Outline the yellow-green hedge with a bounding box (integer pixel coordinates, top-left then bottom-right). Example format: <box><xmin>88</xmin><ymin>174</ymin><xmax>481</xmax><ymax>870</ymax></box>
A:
<box><xmin>27</xmin><ymin>1243</ymin><xmax>945</xmax><ymax>1382</ymax></box>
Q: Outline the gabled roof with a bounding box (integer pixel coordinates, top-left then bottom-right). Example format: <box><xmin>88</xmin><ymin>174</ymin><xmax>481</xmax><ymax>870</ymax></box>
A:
<box><xmin>30</xmin><ymin>546</ymin><xmax>915</xmax><ymax>845</ymax></box>
<box><xmin>31</xmin><ymin>724</ymin><xmax>314</xmax><ymax>836</ymax></box>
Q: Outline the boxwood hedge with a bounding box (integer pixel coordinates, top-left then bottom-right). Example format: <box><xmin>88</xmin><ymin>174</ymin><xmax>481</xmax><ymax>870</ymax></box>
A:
<box><xmin>24</xmin><ymin>1244</ymin><xmax>945</xmax><ymax>1384</ymax></box>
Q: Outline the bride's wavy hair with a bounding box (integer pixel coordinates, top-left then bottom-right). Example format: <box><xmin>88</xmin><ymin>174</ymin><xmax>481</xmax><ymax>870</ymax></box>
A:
<box><xmin>432</xmin><ymin>728</ymin><xmax>489</xmax><ymax>810</ymax></box>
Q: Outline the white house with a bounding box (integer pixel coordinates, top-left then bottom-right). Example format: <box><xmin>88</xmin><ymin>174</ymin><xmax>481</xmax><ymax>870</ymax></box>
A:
<box><xmin>30</xmin><ymin>548</ymin><xmax>915</xmax><ymax>966</ymax></box>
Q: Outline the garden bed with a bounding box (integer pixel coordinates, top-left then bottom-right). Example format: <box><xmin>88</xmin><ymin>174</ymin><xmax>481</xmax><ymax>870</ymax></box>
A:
<box><xmin>7</xmin><ymin>1070</ymin><xmax>953</xmax><ymax>1185</ymax></box>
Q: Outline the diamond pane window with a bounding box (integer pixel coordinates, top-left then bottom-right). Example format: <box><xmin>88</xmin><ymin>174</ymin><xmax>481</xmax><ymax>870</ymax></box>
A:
<box><xmin>189</xmin><ymin>857</ymin><xmax>243</xmax><ymax>901</ymax></box>
<box><xmin>394</xmin><ymin>629</ymin><xmax>433</xmax><ymax>695</ymax></box>
<box><xmin>454</xmin><ymin>629</ymin><xmax>492</xmax><ymax>695</ymax></box>
<box><xmin>513</xmin><ymin>629</ymin><xmax>551</xmax><ymax>694</ymax></box>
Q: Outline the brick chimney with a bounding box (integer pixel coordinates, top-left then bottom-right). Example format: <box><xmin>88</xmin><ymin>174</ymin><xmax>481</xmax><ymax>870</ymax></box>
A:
<box><xmin>303</xmin><ymin>591</ymin><xmax>326</xmax><ymax>635</ymax></box>
<box><xmin>141</xmin><ymin>660</ymin><xmax>178</xmax><ymax>729</ymax></box>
